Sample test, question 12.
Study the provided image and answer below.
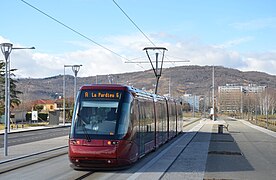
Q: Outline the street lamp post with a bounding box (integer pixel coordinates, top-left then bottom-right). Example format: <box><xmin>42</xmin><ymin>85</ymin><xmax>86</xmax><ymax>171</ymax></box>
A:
<box><xmin>1</xmin><ymin>43</ymin><xmax>35</xmax><ymax>156</ymax></box>
<box><xmin>63</xmin><ymin>65</ymin><xmax>82</xmax><ymax>125</ymax></box>
<box><xmin>72</xmin><ymin>65</ymin><xmax>82</xmax><ymax>101</ymax></box>
<box><xmin>63</xmin><ymin>65</ymin><xmax>66</xmax><ymax>126</ymax></box>
<box><xmin>1</xmin><ymin>43</ymin><xmax>12</xmax><ymax>157</ymax></box>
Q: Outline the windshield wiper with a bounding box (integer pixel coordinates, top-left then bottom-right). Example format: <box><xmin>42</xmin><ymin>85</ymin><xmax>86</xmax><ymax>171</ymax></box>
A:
<box><xmin>77</xmin><ymin>113</ymin><xmax>91</xmax><ymax>142</ymax></box>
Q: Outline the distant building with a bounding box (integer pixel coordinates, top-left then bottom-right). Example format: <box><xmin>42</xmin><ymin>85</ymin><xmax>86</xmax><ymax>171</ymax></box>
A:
<box><xmin>181</xmin><ymin>94</ymin><xmax>200</xmax><ymax>112</ymax></box>
<box><xmin>218</xmin><ymin>84</ymin><xmax>266</xmax><ymax>114</ymax></box>
<box><xmin>32</xmin><ymin>99</ymin><xmax>57</xmax><ymax>112</ymax></box>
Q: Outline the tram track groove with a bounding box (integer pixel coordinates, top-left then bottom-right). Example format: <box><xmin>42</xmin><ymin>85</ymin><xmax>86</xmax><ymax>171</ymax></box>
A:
<box><xmin>74</xmin><ymin>171</ymin><xmax>95</xmax><ymax>180</ymax></box>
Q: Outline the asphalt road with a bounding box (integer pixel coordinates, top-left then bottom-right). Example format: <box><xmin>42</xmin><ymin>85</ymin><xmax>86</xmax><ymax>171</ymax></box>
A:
<box><xmin>0</xmin><ymin>127</ymin><xmax>70</xmax><ymax>148</ymax></box>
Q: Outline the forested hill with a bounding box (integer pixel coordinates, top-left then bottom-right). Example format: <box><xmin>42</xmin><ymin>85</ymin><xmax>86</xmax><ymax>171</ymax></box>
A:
<box><xmin>16</xmin><ymin>65</ymin><xmax>276</xmax><ymax>101</ymax></box>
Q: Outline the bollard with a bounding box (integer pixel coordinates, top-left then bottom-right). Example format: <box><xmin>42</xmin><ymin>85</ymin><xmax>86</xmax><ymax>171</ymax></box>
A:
<box><xmin>218</xmin><ymin>125</ymin><xmax>223</xmax><ymax>134</ymax></box>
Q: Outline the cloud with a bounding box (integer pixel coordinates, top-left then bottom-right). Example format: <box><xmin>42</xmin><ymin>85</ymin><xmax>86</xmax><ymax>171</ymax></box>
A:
<box><xmin>212</xmin><ymin>36</ymin><xmax>254</xmax><ymax>49</ymax></box>
<box><xmin>230</xmin><ymin>17</ymin><xmax>276</xmax><ymax>31</ymax></box>
<box><xmin>0</xmin><ymin>35</ymin><xmax>148</xmax><ymax>78</ymax></box>
<box><xmin>239</xmin><ymin>51</ymin><xmax>276</xmax><ymax>74</ymax></box>
<box><xmin>0</xmin><ymin>36</ymin><xmax>12</xmax><ymax>44</ymax></box>
<box><xmin>1</xmin><ymin>34</ymin><xmax>276</xmax><ymax>79</ymax></box>
<box><xmin>164</xmin><ymin>39</ymin><xmax>246</xmax><ymax>68</ymax></box>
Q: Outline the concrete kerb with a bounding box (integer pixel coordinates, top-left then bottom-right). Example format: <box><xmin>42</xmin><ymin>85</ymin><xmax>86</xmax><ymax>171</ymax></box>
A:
<box><xmin>0</xmin><ymin>145</ymin><xmax>68</xmax><ymax>175</ymax></box>
<box><xmin>0</xmin><ymin>145</ymin><xmax>68</xmax><ymax>165</ymax></box>
<box><xmin>183</xmin><ymin>117</ymin><xmax>202</xmax><ymax>127</ymax></box>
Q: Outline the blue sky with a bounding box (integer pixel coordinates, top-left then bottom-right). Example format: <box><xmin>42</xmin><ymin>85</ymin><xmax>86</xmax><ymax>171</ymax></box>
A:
<box><xmin>1</xmin><ymin>0</ymin><xmax>276</xmax><ymax>78</ymax></box>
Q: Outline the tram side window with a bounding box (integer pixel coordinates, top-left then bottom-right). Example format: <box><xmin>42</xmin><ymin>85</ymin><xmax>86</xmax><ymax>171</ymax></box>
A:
<box><xmin>147</xmin><ymin>101</ymin><xmax>154</xmax><ymax>135</ymax></box>
<box><xmin>144</xmin><ymin>101</ymin><xmax>154</xmax><ymax>124</ymax></box>
<box><xmin>138</xmin><ymin>100</ymin><xmax>154</xmax><ymax>133</ymax></box>
<box><xmin>131</xmin><ymin>100</ymin><xmax>139</xmax><ymax>128</ymax></box>
<box><xmin>171</xmin><ymin>103</ymin><xmax>176</xmax><ymax>116</ymax></box>
<box><xmin>118</xmin><ymin>102</ymin><xmax>132</xmax><ymax>135</ymax></box>
<box><xmin>177</xmin><ymin>105</ymin><xmax>183</xmax><ymax>118</ymax></box>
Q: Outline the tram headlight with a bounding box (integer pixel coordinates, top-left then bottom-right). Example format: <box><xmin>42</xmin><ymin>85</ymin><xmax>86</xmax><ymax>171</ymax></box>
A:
<box><xmin>70</xmin><ymin>139</ymin><xmax>81</xmax><ymax>145</ymax></box>
<box><xmin>105</xmin><ymin>140</ymin><xmax>118</xmax><ymax>146</ymax></box>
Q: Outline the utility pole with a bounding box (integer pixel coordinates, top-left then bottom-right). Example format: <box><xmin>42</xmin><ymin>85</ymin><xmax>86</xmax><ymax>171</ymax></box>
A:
<box><xmin>143</xmin><ymin>47</ymin><xmax>167</xmax><ymax>94</ymax></box>
<box><xmin>212</xmin><ymin>65</ymin><xmax>215</xmax><ymax>121</ymax></box>
<box><xmin>168</xmin><ymin>77</ymin><xmax>171</xmax><ymax>97</ymax></box>
<box><xmin>266</xmin><ymin>85</ymin><xmax>268</xmax><ymax>129</ymax></box>
<box><xmin>125</xmin><ymin>48</ymin><xmax>189</xmax><ymax>94</ymax></box>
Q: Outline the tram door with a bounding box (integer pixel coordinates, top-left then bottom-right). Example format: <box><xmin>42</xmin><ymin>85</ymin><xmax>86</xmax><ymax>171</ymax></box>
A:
<box><xmin>138</xmin><ymin>101</ymin><xmax>146</xmax><ymax>157</ymax></box>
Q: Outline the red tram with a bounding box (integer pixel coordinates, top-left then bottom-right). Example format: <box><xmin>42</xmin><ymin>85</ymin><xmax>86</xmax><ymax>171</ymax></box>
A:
<box><xmin>68</xmin><ymin>84</ymin><xmax>183</xmax><ymax>169</ymax></box>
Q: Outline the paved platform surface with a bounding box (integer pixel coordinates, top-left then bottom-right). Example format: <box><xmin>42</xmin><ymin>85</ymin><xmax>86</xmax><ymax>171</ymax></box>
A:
<box><xmin>204</xmin><ymin>118</ymin><xmax>276</xmax><ymax>180</ymax></box>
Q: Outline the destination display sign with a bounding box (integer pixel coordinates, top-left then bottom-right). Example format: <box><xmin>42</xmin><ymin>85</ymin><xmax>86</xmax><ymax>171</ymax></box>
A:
<box><xmin>82</xmin><ymin>90</ymin><xmax>122</xmax><ymax>100</ymax></box>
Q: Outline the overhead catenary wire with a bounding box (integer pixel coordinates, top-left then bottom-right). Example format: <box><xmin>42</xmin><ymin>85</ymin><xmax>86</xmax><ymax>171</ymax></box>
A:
<box><xmin>125</xmin><ymin>60</ymin><xmax>190</xmax><ymax>63</ymax></box>
<box><xmin>112</xmin><ymin>0</ymin><xmax>156</xmax><ymax>47</ymax></box>
<box><xmin>112</xmin><ymin>0</ymin><xmax>180</xmax><ymax>67</ymax></box>
<box><xmin>166</xmin><ymin>55</ymin><xmax>191</xmax><ymax>62</ymax></box>
<box><xmin>20</xmin><ymin>0</ymin><xmax>145</xmax><ymax>70</ymax></box>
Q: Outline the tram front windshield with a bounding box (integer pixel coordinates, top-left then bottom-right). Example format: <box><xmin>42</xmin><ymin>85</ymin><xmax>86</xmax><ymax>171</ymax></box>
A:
<box><xmin>71</xmin><ymin>89</ymin><xmax>131</xmax><ymax>139</ymax></box>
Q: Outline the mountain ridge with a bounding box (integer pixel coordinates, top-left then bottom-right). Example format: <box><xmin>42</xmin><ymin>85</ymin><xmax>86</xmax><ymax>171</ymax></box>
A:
<box><xmin>16</xmin><ymin>65</ymin><xmax>276</xmax><ymax>101</ymax></box>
